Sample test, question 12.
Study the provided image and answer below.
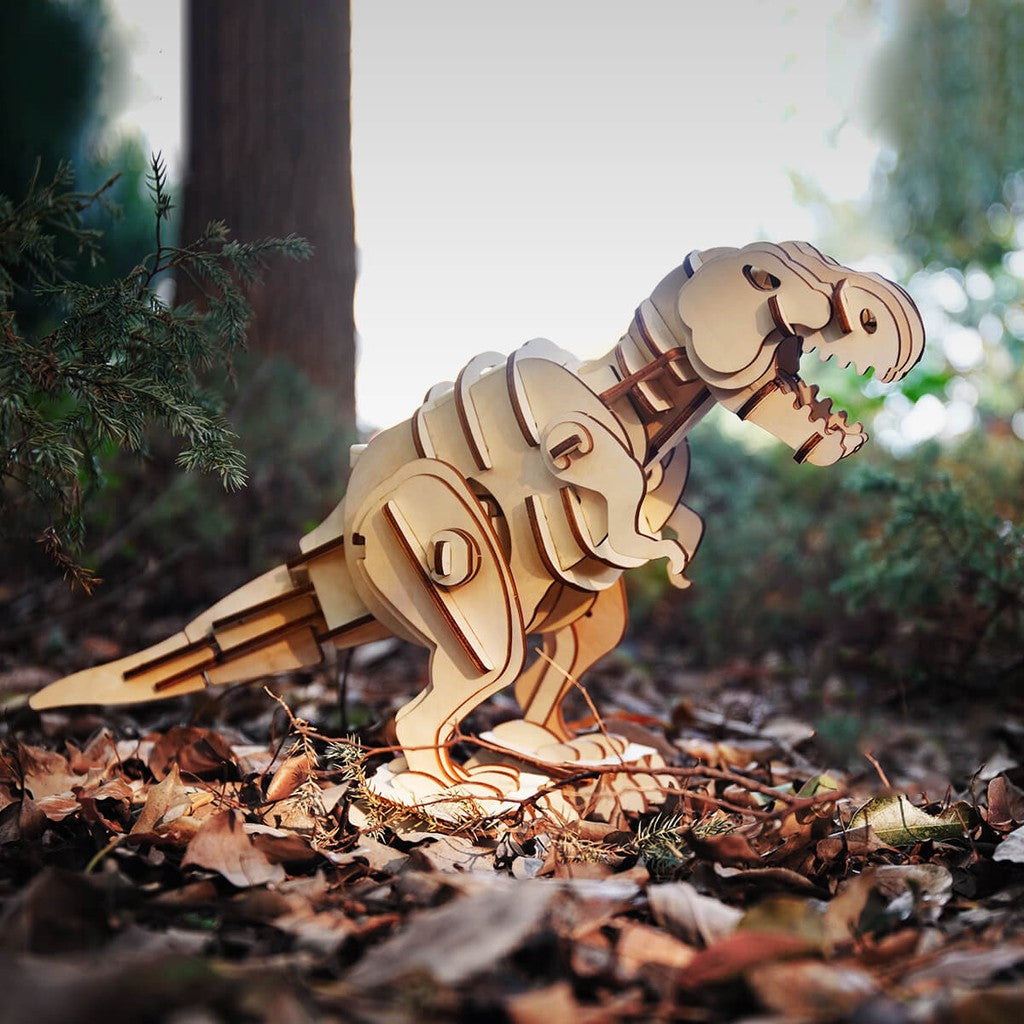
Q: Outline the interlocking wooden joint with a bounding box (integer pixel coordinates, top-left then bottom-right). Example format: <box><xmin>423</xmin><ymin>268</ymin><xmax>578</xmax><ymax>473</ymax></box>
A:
<box><xmin>31</xmin><ymin>241</ymin><xmax>925</xmax><ymax>809</ymax></box>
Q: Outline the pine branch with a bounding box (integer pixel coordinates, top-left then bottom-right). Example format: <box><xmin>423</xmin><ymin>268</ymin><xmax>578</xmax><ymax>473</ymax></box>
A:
<box><xmin>0</xmin><ymin>154</ymin><xmax>312</xmax><ymax>587</ymax></box>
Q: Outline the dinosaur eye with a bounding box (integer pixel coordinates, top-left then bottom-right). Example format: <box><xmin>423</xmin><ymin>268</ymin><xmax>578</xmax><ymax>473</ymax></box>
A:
<box><xmin>860</xmin><ymin>308</ymin><xmax>878</xmax><ymax>334</ymax></box>
<box><xmin>743</xmin><ymin>265</ymin><xmax>781</xmax><ymax>291</ymax></box>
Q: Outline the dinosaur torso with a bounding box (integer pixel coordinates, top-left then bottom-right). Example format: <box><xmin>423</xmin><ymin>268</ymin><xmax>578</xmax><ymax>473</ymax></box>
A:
<box><xmin>326</xmin><ymin>334</ymin><xmax>702</xmax><ymax>636</ymax></box>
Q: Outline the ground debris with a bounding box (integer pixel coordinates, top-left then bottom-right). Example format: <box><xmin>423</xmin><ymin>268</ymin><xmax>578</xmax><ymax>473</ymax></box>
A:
<box><xmin>1</xmin><ymin>648</ymin><xmax>1022</xmax><ymax>1023</ymax></box>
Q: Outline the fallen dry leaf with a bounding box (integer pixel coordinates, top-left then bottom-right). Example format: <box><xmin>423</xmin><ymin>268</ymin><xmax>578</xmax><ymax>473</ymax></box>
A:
<box><xmin>677</xmin><ymin>930</ymin><xmax>818</xmax><ymax>988</ymax></box>
<box><xmin>265</xmin><ymin>750</ymin><xmax>316</xmax><ymax>802</ymax></box>
<box><xmin>345</xmin><ymin>881</ymin><xmax>554</xmax><ymax>988</ymax></box>
<box><xmin>994</xmin><ymin>825</ymin><xmax>1024</xmax><ymax>863</ymax></box>
<box><xmin>615</xmin><ymin>920</ymin><xmax>695</xmax><ymax>976</ymax></box>
<box><xmin>648</xmin><ymin>880</ymin><xmax>742</xmax><ymax>947</ymax></box>
<box><xmin>129</xmin><ymin>764</ymin><xmax>213</xmax><ymax>844</ymax></box>
<box><xmin>848</xmin><ymin>794</ymin><xmax>974</xmax><ymax>846</ymax></box>
<box><xmin>16</xmin><ymin>743</ymin><xmax>74</xmax><ymax>800</ymax></box>
<box><xmin>746</xmin><ymin>958</ymin><xmax>879</xmax><ymax>1020</ymax></box>
<box><xmin>988</xmin><ymin>774</ymin><xmax>1024</xmax><ymax>831</ymax></box>
<box><xmin>181</xmin><ymin>809</ymin><xmax>286</xmax><ymax>888</ymax></box>
<box><xmin>148</xmin><ymin>726</ymin><xmax>238</xmax><ymax>781</ymax></box>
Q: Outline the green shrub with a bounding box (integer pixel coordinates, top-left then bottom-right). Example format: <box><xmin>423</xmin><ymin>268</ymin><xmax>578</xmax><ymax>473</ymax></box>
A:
<box><xmin>638</xmin><ymin>418</ymin><xmax>1023</xmax><ymax>690</ymax></box>
<box><xmin>0</xmin><ymin>157</ymin><xmax>310</xmax><ymax>589</ymax></box>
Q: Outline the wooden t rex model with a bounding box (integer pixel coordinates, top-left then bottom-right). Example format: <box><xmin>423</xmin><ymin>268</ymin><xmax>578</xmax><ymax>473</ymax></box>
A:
<box><xmin>31</xmin><ymin>241</ymin><xmax>925</xmax><ymax>804</ymax></box>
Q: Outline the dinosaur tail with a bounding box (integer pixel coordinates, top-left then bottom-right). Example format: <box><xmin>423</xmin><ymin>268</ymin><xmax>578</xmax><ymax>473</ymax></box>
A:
<box><xmin>30</xmin><ymin>541</ymin><xmax>389</xmax><ymax>710</ymax></box>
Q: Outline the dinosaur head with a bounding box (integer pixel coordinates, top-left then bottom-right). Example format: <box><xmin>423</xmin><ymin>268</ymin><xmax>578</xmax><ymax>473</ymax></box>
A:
<box><xmin>673</xmin><ymin>241</ymin><xmax>925</xmax><ymax>463</ymax></box>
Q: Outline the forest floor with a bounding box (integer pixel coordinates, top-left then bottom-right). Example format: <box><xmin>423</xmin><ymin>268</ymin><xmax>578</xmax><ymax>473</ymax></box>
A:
<box><xmin>1</xmin><ymin>584</ymin><xmax>1023</xmax><ymax>1024</ymax></box>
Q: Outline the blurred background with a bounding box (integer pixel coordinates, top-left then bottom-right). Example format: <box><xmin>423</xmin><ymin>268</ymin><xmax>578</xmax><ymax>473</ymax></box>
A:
<box><xmin>1</xmin><ymin>0</ymin><xmax>1021</xmax><ymax>715</ymax></box>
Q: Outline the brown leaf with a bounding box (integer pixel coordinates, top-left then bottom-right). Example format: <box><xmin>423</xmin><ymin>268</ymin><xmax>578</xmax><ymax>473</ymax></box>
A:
<box><xmin>246</xmin><ymin>823</ymin><xmax>319</xmax><ymax>864</ymax></box>
<box><xmin>66</xmin><ymin>729</ymin><xmax>120</xmax><ymax>774</ymax></box>
<box><xmin>615</xmin><ymin>920</ymin><xmax>695</xmax><ymax>976</ymax></box>
<box><xmin>687</xmin><ymin>827</ymin><xmax>762</xmax><ymax>866</ymax></box>
<box><xmin>332</xmin><ymin>834</ymin><xmax>409</xmax><ymax>873</ymax></box>
<box><xmin>345</xmin><ymin>881</ymin><xmax>554</xmax><ymax>988</ymax></box>
<box><xmin>265</xmin><ymin>751</ymin><xmax>315</xmax><ymax>802</ymax></box>
<box><xmin>678</xmin><ymin>930</ymin><xmax>818</xmax><ymax>988</ymax></box>
<box><xmin>553</xmin><ymin>859</ymin><xmax>614</xmax><ymax>881</ymax></box>
<box><xmin>181</xmin><ymin>810</ymin><xmax>286</xmax><ymax>888</ymax></box>
<box><xmin>148</xmin><ymin>726</ymin><xmax>238</xmax><ymax>781</ymax></box>
<box><xmin>746</xmin><ymin>958</ymin><xmax>879</xmax><ymax>1020</ymax></box>
<box><xmin>713</xmin><ymin>864</ymin><xmax>829</xmax><ymax>897</ymax></box>
<box><xmin>648</xmin><ymin>881</ymin><xmax>742</xmax><ymax>947</ymax></box>
<box><xmin>129</xmin><ymin>764</ymin><xmax>213</xmax><ymax>844</ymax></box>
<box><xmin>988</xmin><ymin>774</ymin><xmax>1024</xmax><ymax>831</ymax></box>
<box><xmin>31</xmin><ymin>793</ymin><xmax>81</xmax><ymax>822</ymax></box>
<box><xmin>506</xmin><ymin>982</ymin><xmax>581</xmax><ymax>1024</ymax></box>
<box><xmin>408</xmin><ymin>833</ymin><xmax>497</xmax><ymax>874</ymax></box>
<box><xmin>256</xmin><ymin>791</ymin><xmax>320</xmax><ymax>834</ymax></box>
<box><xmin>17</xmin><ymin>743</ymin><xmax>73</xmax><ymax>799</ymax></box>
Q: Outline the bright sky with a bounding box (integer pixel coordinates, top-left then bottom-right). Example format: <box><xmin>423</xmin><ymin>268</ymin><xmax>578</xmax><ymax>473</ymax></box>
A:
<box><xmin>109</xmin><ymin>1</ymin><xmax>889</xmax><ymax>432</ymax></box>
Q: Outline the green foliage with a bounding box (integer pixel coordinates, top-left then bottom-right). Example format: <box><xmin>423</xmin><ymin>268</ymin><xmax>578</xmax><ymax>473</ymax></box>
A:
<box><xmin>835</xmin><ymin>461</ymin><xmax>1024</xmax><ymax>684</ymax></box>
<box><xmin>0</xmin><ymin>157</ymin><xmax>311</xmax><ymax>588</ymax></box>
<box><xmin>644</xmin><ymin>416</ymin><xmax>873</xmax><ymax>665</ymax></box>
<box><xmin>638</xmin><ymin>418</ymin><xmax>1022</xmax><ymax>690</ymax></box>
<box><xmin>84</xmin><ymin>352</ymin><xmax>353</xmax><ymax>601</ymax></box>
<box><xmin>873</xmin><ymin>0</ymin><xmax>1024</xmax><ymax>268</ymax></box>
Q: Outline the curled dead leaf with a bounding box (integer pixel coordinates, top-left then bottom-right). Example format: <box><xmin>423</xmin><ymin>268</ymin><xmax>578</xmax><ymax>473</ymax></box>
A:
<box><xmin>847</xmin><ymin>794</ymin><xmax>974</xmax><ymax>846</ymax></box>
<box><xmin>989</xmin><ymin>775</ymin><xmax>1024</xmax><ymax>832</ymax></box>
<box><xmin>265</xmin><ymin>751</ymin><xmax>316</xmax><ymax>802</ymax></box>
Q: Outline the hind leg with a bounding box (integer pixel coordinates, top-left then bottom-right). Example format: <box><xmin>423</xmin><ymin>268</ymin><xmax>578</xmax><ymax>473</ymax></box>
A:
<box><xmin>489</xmin><ymin>580</ymin><xmax>629</xmax><ymax>761</ymax></box>
<box><xmin>348</xmin><ymin>460</ymin><xmax>532</xmax><ymax>801</ymax></box>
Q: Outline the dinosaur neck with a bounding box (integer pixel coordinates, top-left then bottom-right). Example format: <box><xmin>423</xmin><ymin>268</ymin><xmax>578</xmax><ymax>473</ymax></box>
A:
<box><xmin>579</xmin><ymin>307</ymin><xmax>715</xmax><ymax>465</ymax></box>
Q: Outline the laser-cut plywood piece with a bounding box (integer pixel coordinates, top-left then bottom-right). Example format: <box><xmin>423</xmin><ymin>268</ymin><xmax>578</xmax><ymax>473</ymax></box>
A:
<box><xmin>31</xmin><ymin>241</ymin><xmax>925</xmax><ymax>814</ymax></box>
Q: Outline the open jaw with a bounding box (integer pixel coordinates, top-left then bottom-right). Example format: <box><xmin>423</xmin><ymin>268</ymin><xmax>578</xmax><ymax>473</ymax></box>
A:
<box><xmin>773</xmin><ymin>334</ymin><xmax>865</xmax><ymax>440</ymax></box>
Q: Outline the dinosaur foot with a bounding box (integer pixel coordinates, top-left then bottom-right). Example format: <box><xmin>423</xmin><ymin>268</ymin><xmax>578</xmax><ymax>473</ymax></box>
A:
<box><xmin>484</xmin><ymin>719</ymin><xmax>645</xmax><ymax>765</ymax></box>
<box><xmin>479</xmin><ymin>720</ymin><xmax>677</xmax><ymax>821</ymax></box>
<box><xmin>364</xmin><ymin>756</ymin><xmax>572</xmax><ymax>822</ymax></box>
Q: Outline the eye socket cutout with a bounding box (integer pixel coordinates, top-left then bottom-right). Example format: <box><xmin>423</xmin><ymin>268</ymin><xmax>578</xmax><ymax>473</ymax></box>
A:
<box><xmin>743</xmin><ymin>265</ymin><xmax>781</xmax><ymax>291</ymax></box>
<box><xmin>860</xmin><ymin>308</ymin><xmax>878</xmax><ymax>334</ymax></box>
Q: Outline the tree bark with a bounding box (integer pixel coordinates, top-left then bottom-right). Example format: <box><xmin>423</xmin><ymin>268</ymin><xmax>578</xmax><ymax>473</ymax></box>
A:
<box><xmin>182</xmin><ymin>0</ymin><xmax>356</xmax><ymax>441</ymax></box>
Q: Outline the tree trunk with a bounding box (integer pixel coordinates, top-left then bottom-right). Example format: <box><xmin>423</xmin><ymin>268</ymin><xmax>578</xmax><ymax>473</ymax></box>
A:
<box><xmin>182</xmin><ymin>0</ymin><xmax>356</xmax><ymax>441</ymax></box>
